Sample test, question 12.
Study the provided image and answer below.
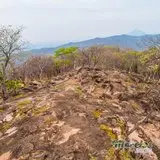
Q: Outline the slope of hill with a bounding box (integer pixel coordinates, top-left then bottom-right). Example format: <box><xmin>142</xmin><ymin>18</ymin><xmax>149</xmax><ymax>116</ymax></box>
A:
<box><xmin>58</xmin><ymin>35</ymin><xmax>142</xmax><ymax>50</ymax></box>
<box><xmin>0</xmin><ymin>68</ymin><xmax>160</xmax><ymax>159</ymax></box>
<box><xmin>30</xmin><ymin>34</ymin><xmax>159</xmax><ymax>55</ymax></box>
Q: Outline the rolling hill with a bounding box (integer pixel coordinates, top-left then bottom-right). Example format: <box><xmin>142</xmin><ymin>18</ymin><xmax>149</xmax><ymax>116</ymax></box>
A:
<box><xmin>30</xmin><ymin>34</ymin><xmax>159</xmax><ymax>55</ymax></box>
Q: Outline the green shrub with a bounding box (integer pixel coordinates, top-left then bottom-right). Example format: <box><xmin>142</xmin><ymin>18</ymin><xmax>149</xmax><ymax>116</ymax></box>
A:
<box><xmin>6</xmin><ymin>80</ymin><xmax>24</xmax><ymax>95</ymax></box>
<box><xmin>54</xmin><ymin>47</ymin><xmax>78</xmax><ymax>58</ymax></box>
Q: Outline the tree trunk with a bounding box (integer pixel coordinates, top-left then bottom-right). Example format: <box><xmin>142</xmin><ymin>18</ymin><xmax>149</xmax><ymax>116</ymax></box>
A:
<box><xmin>1</xmin><ymin>82</ymin><xmax>8</xmax><ymax>100</ymax></box>
<box><xmin>1</xmin><ymin>65</ymin><xmax>8</xmax><ymax>101</ymax></box>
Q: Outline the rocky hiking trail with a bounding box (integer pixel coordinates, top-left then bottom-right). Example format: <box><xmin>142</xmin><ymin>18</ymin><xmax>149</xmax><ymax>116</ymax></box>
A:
<box><xmin>0</xmin><ymin>68</ymin><xmax>160</xmax><ymax>160</ymax></box>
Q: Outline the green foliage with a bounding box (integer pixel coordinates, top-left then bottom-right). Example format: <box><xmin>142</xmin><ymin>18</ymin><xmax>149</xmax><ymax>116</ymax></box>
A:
<box><xmin>93</xmin><ymin>110</ymin><xmax>102</xmax><ymax>119</ymax></box>
<box><xmin>54</xmin><ymin>47</ymin><xmax>78</xmax><ymax>58</ymax></box>
<box><xmin>139</xmin><ymin>51</ymin><xmax>156</xmax><ymax>64</ymax></box>
<box><xmin>128</xmin><ymin>51</ymin><xmax>142</xmax><ymax>57</ymax></box>
<box><xmin>100</xmin><ymin>124</ymin><xmax>117</xmax><ymax>140</ymax></box>
<box><xmin>54</xmin><ymin>59</ymin><xmax>72</xmax><ymax>68</ymax></box>
<box><xmin>6</xmin><ymin>80</ymin><xmax>24</xmax><ymax>95</ymax></box>
<box><xmin>151</xmin><ymin>64</ymin><xmax>159</xmax><ymax>73</ymax></box>
<box><xmin>54</xmin><ymin>47</ymin><xmax>78</xmax><ymax>70</ymax></box>
<box><xmin>105</xmin><ymin>147</ymin><xmax>134</xmax><ymax>160</ymax></box>
<box><xmin>140</xmin><ymin>48</ymin><xmax>160</xmax><ymax>75</ymax></box>
<box><xmin>99</xmin><ymin>118</ymin><xmax>135</xmax><ymax>160</ymax></box>
<box><xmin>121</xmin><ymin>51</ymin><xmax>142</xmax><ymax>73</ymax></box>
<box><xmin>105</xmin><ymin>147</ymin><xmax>116</xmax><ymax>160</ymax></box>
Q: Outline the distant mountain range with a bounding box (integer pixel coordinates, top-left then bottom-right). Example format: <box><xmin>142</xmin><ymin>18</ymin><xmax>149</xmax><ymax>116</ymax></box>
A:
<box><xmin>30</xmin><ymin>31</ymin><xmax>159</xmax><ymax>55</ymax></box>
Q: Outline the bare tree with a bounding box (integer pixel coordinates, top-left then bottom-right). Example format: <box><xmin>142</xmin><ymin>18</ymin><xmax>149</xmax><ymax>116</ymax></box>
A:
<box><xmin>14</xmin><ymin>56</ymin><xmax>56</xmax><ymax>81</ymax></box>
<box><xmin>79</xmin><ymin>46</ymin><xmax>105</xmax><ymax>68</ymax></box>
<box><xmin>144</xmin><ymin>35</ymin><xmax>160</xmax><ymax>50</ymax></box>
<box><xmin>142</xmin><ymin>35</ymin><xmax>160</xmax><ymax>78</ymax></box>
<box><xmin>0</xmin><ymin>25</ymin><xmax>24</xmax><ymax>100</ymax></box>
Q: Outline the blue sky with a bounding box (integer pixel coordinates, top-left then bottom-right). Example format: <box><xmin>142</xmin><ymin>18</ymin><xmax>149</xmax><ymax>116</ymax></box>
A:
<box><xmin>0</xmin><ymin>0</ymin><xmax>159</xmax><ymax>45</ymax></box>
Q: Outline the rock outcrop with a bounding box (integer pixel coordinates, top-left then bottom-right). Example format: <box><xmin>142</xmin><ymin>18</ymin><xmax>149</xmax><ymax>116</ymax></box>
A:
<box><xmin>0</xmin><ymin>68</ymin><xmax>160</xmax><ymax>160</ymax></box>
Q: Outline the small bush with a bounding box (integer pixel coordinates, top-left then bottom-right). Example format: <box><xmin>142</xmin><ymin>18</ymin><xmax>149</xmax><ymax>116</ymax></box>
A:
<box><xmin>6</xmin><ymin>80</ymin><xmax>24</xmax><ymax>95</ymax></box>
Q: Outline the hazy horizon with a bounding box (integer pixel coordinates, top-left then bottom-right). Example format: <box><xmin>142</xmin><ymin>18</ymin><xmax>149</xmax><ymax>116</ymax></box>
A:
<box><xmin>0</xmin><ymin>0</ymin><xmax>160</xmax><ymax>46</ymax></box>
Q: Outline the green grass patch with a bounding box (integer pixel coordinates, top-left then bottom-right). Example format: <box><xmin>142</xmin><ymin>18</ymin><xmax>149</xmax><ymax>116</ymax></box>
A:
<box><xmin>0</xmin><ymin>122</ymin><xmax>12</xmax><ymax>133</ymax></box>
<box><xmin>93</xmin><ymin>110</ymin><xmax>102</xmax><ymax>119</ymax></box>
<box><xmin>18</xmin><ymin>99</ymin><xmax>32</xmax><ymax>106</ymax></box>
<box><xmin>33</xmin><ymin>106</ymin><xmax>49</xmax><ymax>116</ymax></box>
